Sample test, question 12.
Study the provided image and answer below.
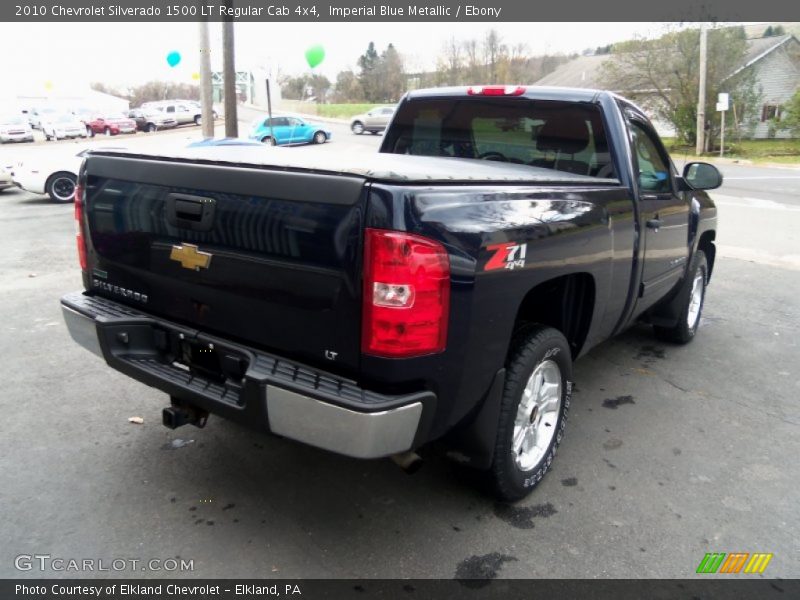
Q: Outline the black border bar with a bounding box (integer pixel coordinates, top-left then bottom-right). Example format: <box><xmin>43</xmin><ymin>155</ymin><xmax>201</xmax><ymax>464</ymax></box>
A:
<box><xmin>3</xmin><ymin>0</ymin><xmax>800</xmax><ymax>22</ymax></box>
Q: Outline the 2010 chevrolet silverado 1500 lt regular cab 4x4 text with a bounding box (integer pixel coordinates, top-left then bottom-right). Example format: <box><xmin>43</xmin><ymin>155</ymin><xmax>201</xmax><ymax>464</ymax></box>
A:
<box><xmin>61</xmin><ymin>86</ymin><xmax>720</xmax><ymax>500</ymax></box>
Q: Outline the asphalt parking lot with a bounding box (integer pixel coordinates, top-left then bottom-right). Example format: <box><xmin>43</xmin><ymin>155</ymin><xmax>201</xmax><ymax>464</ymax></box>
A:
<box><xmin>0</xmin><ymin>122</ymin><xmax>798</xmax><ymax>580</ymax></box>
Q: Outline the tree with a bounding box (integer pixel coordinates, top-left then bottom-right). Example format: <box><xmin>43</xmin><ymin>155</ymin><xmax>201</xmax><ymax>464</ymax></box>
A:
<box><xmin>776</xmin><ymin>88</ymin><xmax>800</xmax><ymax>136</ymax></box>
<box><xmin>763</xmin><ymin>25</ymin><xmax>785</xmax><ymax>37</ymax></box>
<box><xmin>281</xmin><ymin>75</ymin><xmax>309</xmax><ymax>100</ymax></box>
<box><xmin>332</xmin><ymin>70</ymin><xmax>364</xmax><ymax>103</ymax></box>
<box><xmin>437</xmin><ymin>36</ymin><xmax>462</xmax><ymax>86</ymax></box>
<box><xmin>376</xmin><ymin>44</ymin><xmax>405</xmax><ymax>102</ymax></box>
<box><xmin>483</xmin><ymin>29</ymin><xmax>506</xmax><ymax>83</ymax></box>
<box><xmin>357</xmin><ymin>42</ymin><xmax>405</xmax><ymax>103</ymax></box>
<box><xmin>600</xmin><ymin>26</ymin><xmax>760</xmax><ymax>147</ymax></box>
<box><xmin>358</xmin><ymin>42</ymin><xmax>381</xmax><ymax>102</ymax></box>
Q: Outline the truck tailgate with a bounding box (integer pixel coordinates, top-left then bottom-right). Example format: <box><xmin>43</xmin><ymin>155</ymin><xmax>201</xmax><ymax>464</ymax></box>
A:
<box><xmin>82</xmin><ymin>154</ymin><xmax>367</xmax><ymax>375</ymax></box>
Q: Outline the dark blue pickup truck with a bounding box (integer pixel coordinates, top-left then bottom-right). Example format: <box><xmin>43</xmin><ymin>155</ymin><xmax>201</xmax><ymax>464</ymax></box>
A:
<box><xmin>61</xmin><ymin>86</ymin><xmax>720</xmax><ymax>500</ymax></box>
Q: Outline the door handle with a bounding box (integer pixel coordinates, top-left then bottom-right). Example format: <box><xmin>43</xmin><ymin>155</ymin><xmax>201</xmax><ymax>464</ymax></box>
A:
<box><xmin>646</xmin><ymin>218</ymin><xmax>663</xmax><ymax>230</ymax></box>
<box><xmin>166</xmin><ymin>193</ymin><xmax>216</xmax><ymax>232</ymax></box>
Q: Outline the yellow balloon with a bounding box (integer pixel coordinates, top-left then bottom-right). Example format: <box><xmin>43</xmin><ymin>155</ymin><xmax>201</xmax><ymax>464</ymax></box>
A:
<box><xmin>191</xmin><ymin>72</ymin><xmax>201</xmax><ymax>81</ymax></box>
<box><xmin>44</xmin><ymin>81</ymin><xmax>53</xmax><ymax>91</ymax></box>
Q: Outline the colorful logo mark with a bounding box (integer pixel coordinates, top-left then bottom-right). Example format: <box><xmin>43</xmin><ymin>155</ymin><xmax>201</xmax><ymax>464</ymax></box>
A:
<box><xmin>696</xmin><ymin>552</ymin><xmax>773</xmax><ymax>574</ymax></box>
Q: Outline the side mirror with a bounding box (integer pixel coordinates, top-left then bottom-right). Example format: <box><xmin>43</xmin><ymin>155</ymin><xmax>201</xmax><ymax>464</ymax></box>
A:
<box><xmin>682</xmin><ymin>162</ymin><xmax>722</xmax><ymax>191</ymax></box>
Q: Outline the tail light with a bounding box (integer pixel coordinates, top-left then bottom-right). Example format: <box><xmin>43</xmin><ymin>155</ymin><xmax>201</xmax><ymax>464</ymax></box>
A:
<box><xmin>362</xmin><ymin>229</ymin><xmax>450</xmax><ymax>358</ymax></box>
<box><xmin>467</xmin><ymin>86</ymin><xmax>526</xmax><ymax>96</ymax></box>
<box><xmin>74</xmin><ymin>183</ymin><xmax>87</xmax><ymax>271</ymax></box>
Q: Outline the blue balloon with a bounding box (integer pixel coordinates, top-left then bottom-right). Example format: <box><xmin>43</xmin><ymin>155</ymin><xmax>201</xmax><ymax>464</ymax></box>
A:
<box><xmin>166</xmin><ymin>51</ymin><xmax>181</xmax><ymax>68</ymax></box>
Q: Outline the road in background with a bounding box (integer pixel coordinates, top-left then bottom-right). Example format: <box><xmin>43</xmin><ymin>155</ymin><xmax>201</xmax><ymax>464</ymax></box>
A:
<box><xmin>0</xmin><ymin>112</ymin><xmax>797</xmax><ymax>579</ymax></box>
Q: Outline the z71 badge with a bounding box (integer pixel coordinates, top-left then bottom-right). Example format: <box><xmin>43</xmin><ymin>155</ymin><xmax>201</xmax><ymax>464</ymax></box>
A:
<box><xmin>485</xmin><ymin>242</ymin><xmax>527</xmax><ymax>271</ymax></box>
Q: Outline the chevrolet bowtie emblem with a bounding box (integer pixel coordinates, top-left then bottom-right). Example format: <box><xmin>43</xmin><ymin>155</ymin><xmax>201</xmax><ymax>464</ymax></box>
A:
<box><xmin>170</xmin><ymin>243</ymin><xmax>212</xmax><ymax>271</ymax></box>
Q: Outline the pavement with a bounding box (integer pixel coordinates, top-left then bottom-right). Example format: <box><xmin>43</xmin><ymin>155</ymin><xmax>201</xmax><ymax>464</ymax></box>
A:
<box><xmin>0</xmin><ymin>122</ymin><xmax>798</xmax><ymax>580</ymax></box>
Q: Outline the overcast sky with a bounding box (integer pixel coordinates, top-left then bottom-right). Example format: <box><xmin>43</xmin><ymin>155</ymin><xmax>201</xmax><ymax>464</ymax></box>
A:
<box><xmin>0</xmin><ymin>21</ymin><xmax>748</xmax><ymax>93</ymax></box>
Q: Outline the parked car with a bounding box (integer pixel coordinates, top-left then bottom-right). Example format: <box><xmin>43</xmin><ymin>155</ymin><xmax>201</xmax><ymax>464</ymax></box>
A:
<box><xmin>12</xmin><ymin>147</ymin><xmax>91</xmax><ymax>202</ymax></box>
<box><xmin>28</xmin><ymin>107</ymin><xmax>59</xmax><ymax>129</ymax></box>
<box><xmin>86</xmin><ymin>115</ymin><xmax>137</xmax><ymax>137</ymax></box>
<box><xmin>248</xmin><ymin>116</ymin><xmax>331</xmax><ymax>146</ymax></box>
<box><xmin>61</xmin><ymin>86</ymin><xmax>721</xmax><ymax>500</ymax></box>
<box><xmin>145</xmin><ymin>101</ymin><xmax>216</xmax><ymax>126</ymax></box>
<box><xmin>127</xmin><ymin>109</ymin><xmax>178</xmax><ymax>132</ymax></box>
<box><xmin>0</xmin><ymin>115</ymin><xmax>35</xmax><ymax>143</ymax></box>
<box><xmin>350</xmin><ymin>106</ymin><xmax>395</xmax><ymax>134</ymax></box>
<box><xmin>42</xmin><ymin>114</ymin><xmax>88</xmax><ymax>141</ymax></box>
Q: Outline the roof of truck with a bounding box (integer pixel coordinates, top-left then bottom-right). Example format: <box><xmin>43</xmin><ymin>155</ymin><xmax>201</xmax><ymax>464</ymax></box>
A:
<box><xmin>405</xmin><ymin>86</ymin><xmax>605</xmax><ymax>103</ymax></box>
<box><xmin>87</xmin><ymin>145</ymin><xmax>618</xmax><ymax>186</ymax></box>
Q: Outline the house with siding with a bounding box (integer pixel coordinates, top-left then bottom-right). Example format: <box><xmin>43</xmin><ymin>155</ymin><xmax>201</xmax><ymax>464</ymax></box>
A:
<box><xmin>535</xmin><ymin>34</ymin><xmax>800</xmax><ymax>139</ymax></box>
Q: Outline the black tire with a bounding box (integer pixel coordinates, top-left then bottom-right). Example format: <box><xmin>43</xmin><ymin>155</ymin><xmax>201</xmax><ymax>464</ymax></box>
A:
<box><xmin>86</xmin><ymin>126</ymin><xmax>94</xmax><ymax>138</ymax></box>
<box><xmin>351</xmin><ymin>121</ymin><xmax>364</xmax><ymax>135</ymax></box>
<box><xmin>261</xmin><ymin>136</ymin><xmax>277</xmax><ymax>146</ymax></box>
<box><xmin>46</xmin><ymin>172</ymin><xmax>77</xmax><ymax>203</ymax></box>
<box><xmin>104</xmin><ymin>127</ymin><xmax>112</xmax><ymax>136</ymax></box>
<box><xmin>313</xmin><ymin>131</ymin><xmax>327</xmax><ymax>144</ymax></box>
<box><xmin>194</xmin><ymin>115</ymin><xmax>201</xmax><ymax>126</ymax></box>
<box><xmin>147</xmin><ymin>123</ymin><xmax>157</xmax><ymax>133</ymax></box>
<box><xmin>654</xmin><ymin>250</ymin><xmax>708</xmax><ymax>344</ymax></box>
<box><xmin>487</xmin><ymin>325</ymin><xmax>572</xmax><ymax>502</ymax></box>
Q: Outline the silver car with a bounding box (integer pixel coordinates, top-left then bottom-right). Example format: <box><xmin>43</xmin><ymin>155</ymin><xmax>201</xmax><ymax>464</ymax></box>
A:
<box><xmin>0</xmin><ymin>115</ymin><xmax>35</xmax><ymax>143</ymax></box>
<box><xmin>350</xmin><ymin>106</ymin><xmax>395</xmax><ymax>135</ymax></box>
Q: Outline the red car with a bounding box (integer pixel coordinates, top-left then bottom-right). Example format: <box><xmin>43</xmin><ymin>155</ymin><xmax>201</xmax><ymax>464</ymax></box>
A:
<box><xmin>85</xmin><ymin>114</ymin><xmax>137</xmax><ymax>137</ymax></box>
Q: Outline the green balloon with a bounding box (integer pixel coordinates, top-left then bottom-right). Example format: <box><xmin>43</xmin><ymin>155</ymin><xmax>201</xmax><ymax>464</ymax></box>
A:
<box><xmin>305</xmin><ymin>45</ymin><xmax>325</xmax><ymax>69</ymax></box>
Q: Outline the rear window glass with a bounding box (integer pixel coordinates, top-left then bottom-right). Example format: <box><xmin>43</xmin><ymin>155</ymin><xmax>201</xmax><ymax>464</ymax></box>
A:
<box><xmin>382</xmin><ymin>98</ymin><xmax>615</xmax><ymax>178</ymax></box>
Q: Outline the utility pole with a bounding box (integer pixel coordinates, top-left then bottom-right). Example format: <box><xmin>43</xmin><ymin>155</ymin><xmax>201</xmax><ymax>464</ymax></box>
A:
<box><xmin>222</xmin><ymin>2</ymin><xmax>238</xmax><ymax>138</ymax></box>
<box><xmin>695</xmin><ymin>25</ymin><xmax>708</xmax><ymax>156</ymax></box>
<box><xmin>198</xmin><ymin>19</ymin><xmax>214</xmax><ymax>138</ymax></box>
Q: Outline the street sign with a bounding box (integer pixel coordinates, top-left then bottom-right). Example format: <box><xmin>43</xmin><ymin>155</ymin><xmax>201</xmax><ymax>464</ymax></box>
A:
<box><xmin>717</xmin><ymin>93</ymin><xmax>729</xmax><ymax>111</ymax></box>
<box><xmin>716</xmin><ymin>102</ymin><xmax>726</xmax><ymax>112</ymax></box>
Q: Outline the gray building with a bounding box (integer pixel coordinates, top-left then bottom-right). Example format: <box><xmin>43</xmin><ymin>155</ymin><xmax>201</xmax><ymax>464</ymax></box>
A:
<box><xmin>535</xmin><ymin>34</ymin><xmax>800</xmax><ymax>139</ymax></box>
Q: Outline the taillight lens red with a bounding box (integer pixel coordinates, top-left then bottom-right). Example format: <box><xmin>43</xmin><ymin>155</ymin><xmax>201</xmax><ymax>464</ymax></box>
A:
<box><xmin>74</xmin><ymin>183</ymin><xmax>87</xmax><ymax>271</ymax></box>
<box><xmin>362</xmin><ymin>228</ymin><xmax>450</xmax><ymax>358</ymax></box>
<box><xmin>467</xmin><ymin>85</ymin><xmax>526</xmax><ymax>96</ymax></box>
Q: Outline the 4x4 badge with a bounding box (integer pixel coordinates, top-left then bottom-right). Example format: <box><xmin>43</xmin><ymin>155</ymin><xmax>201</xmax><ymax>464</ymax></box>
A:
<box><xmin>170</xmin><ymin>243</ymin><xmax>212</xmax><ymax>271</ymax></box>
<box><xmin>485</xmin><ymin>242</ymin><xmax>527</xmax><ymax>271</ymax></box>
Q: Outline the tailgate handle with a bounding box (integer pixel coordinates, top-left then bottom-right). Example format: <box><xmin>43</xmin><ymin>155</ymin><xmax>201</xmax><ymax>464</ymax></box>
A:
<box><xmin>166</xmin><ymin>193</ymin><xmax>216</xmax><ymax>231</ymax></box>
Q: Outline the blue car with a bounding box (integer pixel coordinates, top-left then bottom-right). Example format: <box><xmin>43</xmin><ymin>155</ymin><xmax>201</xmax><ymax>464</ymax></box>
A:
<box><xmin>248</xmin><ymin>116</ymin><xmax>331</xmax><ymax>146</ymax></box>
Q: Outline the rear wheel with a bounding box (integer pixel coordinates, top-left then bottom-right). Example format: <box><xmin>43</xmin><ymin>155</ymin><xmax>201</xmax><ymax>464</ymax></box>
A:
<box><xmin>46</xmin><ymin>172</ymin><xmax>77</xmax><ymax>203</ymax></box>
<box><xmin>146</xmin><ymin>123</ymin><xmax>157</xmax><ymax>133</ymax></box>
<box><xmin>351</xmin><ymin>121</ymin><xmax>364</xmax><ymax>135</ymax></box>
<box><xmin>261</xmin><ymin>136</ymin><xmax>277</xmax><ymax>146</ymax></box>
<box><xmin>486</xmin><ymin>325</ymin><xmax>572</xmax><ymax>501</ymax></box>
<box><xmin>654</xmin><ymin>250</ymin><xmax>708</xmax><ymax>344</ymax></box>
<box><xmin>313</xmin><ymin>131</ymin><xmax>327</xmax><ymax>144</ymax></box>
<box><xmin>194</xmin><ymin>115</ymin><xmax>201</xmax><ymax>126</ymax></box>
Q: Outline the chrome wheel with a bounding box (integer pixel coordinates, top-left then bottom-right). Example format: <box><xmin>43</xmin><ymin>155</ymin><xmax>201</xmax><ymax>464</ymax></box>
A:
<box><xmin>351</xmin><ymin>121</ymin><xmax>364</xmax><ymax>134</ymax></box>
<box><xmin>687</xmin><ymin>271</ymin><xmax>704</xmax><ymax>329</ymax></box>
<box><xmin>50</xmin><ymin>176</ymin><xmax>76</xmax><ymax>202</ymax></box>
<box><xmin>513</xmin><ymin>359</ymin><xmax>562</xmax><ymax>471</ymax></box>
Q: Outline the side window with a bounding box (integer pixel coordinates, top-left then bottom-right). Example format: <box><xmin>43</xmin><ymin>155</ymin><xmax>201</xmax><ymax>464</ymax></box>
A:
<box><xmin>629</xmin><ymin>121</ymin><xmax>671</xmax><ymax>193</ymax></box>
<box><xmin>166</xmin><ymin>106</ymin><xmax>175</xmax><ymax>113</ymax></box>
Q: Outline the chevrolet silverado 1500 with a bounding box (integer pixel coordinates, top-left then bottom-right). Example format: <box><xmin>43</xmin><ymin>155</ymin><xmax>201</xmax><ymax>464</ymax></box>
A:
<box><xmin>61</xmin><ymin>86</ymin><xmax>721</xmax><ymax>500</ymax></box>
